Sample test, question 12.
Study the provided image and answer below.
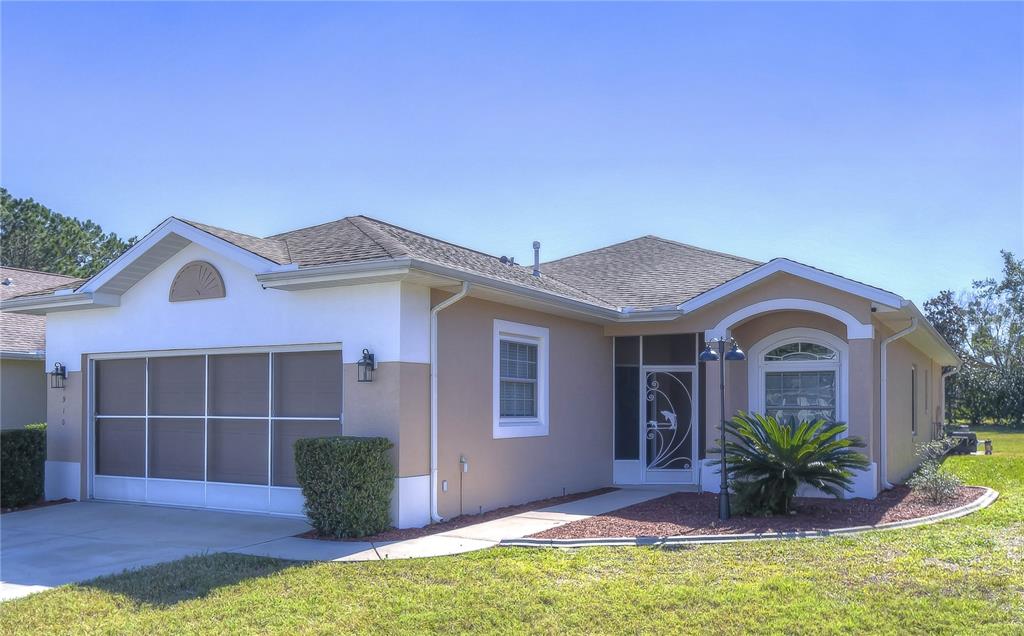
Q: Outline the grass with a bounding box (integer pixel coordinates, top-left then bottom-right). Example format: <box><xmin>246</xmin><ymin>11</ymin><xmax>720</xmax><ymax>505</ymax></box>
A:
<box><xmin>2</xmin><ymin>432</ymin><xmax>1022</xmax><ymax>635</ymax></box>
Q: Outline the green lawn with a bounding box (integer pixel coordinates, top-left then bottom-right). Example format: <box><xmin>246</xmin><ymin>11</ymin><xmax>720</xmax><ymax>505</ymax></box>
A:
<box><xmin>3</xmin><ymin>433</ymin><xmax>1022</xmax><ymax>635</ymax></box>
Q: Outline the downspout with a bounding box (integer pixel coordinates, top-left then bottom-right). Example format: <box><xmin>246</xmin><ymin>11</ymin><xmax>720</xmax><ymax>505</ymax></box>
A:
<box><xmin>429</xmin><ymin>282</ymin><xmax>471</xmax><ymax>522</ymax></box>
<box><xmin>879</xmin><ymin>318</ymin><xmax>918</xmax><ymax>489</ymax></box>
<box><xmin>940</xmin><ymin>366</ymin><xmax>960</xmax><ymax>430</ymax></box>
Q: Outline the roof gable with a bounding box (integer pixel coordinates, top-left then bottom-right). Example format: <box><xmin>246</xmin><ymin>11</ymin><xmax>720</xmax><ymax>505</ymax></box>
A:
<box><xmin>678</xmin><ymin>258</ymin><xmax>906</xmax><ymax>313</ymax></box>
<box><xmin>78</xmin><ymin>217</ymin><xmax>295</xmax><ymax>297</ymax></box>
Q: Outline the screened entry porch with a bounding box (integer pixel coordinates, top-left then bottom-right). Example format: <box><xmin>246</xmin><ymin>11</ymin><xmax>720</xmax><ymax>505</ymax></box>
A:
<box><xmin>612</xmin><ymin>334</ymin><xmax>705</xmax><ymax>486</ymax></box>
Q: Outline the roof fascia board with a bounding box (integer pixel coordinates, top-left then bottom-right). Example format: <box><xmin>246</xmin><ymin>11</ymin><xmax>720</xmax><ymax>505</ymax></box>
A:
<box><xmin>0</xmin><ymin>351</ymin><xmax>46</xmax><ymax>361</ymax></box>
<box><xmin>256</xmin><ymin>257</ymin><xmax>686</xmax><ymax>323</ymax></box>
<box><xmin>409</xmin><ymin>260</ymin><xmax>625</xmax><ymax>321</ymax></box>
<box><xmin>903</xmin><ymin>301</ymin><xmax>962</xmax><ymax>366</ymax></box>
<box><xmin>257</xmin><ymin>258</ymin><xmax>413</xmax><ymax>283</ymax></box>
<box><xmin>79</xmin><ymin>218</ymin><xmax>294</xmax><ymax>295</ymax></box>
<box><xmin>410</xmin><ymin>260</ymin><xmax>685</xmax><ymax>323</ymax></box>
<box><xmin>257</xmin><ymin>259</ymin><xmax>414</xmax><ymax>290</ymax></box>
<box><xmin>678</xmin><ymin>258</ymin><xmax>906</xmax><ymax>313</ymax></box>
<box><xmin>0</xmin><ymin>291</ymin><xmax>120</xmax><ymax>315</ymax></box>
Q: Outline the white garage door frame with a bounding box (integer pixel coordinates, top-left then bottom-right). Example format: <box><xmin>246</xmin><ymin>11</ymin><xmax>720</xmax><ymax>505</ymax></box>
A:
<box><xmin>86</xmin><ymin>342</ymin><xmax>342</xmax><ymax>517</ymax></box>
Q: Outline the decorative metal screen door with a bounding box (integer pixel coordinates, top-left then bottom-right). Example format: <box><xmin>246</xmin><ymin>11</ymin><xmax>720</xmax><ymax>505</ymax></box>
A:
<box><xmin>641</xmin><ymin>367</ymin><xmax>697</xmax><ymax>484</ymax></box>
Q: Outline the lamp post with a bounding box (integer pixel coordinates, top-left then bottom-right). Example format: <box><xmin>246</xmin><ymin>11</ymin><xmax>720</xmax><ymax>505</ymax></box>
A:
<box><xmin>699</xmin><ymin>337</ymin><xmax>746</xmax><ymax>520</ymax></box>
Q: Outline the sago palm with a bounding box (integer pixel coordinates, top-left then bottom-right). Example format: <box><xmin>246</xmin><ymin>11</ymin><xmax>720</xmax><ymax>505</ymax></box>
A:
<box><xmin>713</xmin><ymin>412</ymin><xmax>870</xmax><ymax>515</ymax></box>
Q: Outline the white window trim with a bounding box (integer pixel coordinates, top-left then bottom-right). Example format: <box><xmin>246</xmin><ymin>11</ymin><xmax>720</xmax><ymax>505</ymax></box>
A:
<box><xmin>493</xmin><ymin>319</ymin><xmax>549</xmax><ymax>439</ymax></box>
<box><xmin>747</xmin><ymin>327</ymin><xmax>849</xmax><ymax>426</ymax></box>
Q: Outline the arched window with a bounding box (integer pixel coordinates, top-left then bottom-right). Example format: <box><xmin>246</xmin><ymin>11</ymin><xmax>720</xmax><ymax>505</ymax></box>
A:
<box><xmin>748</xmin><ymin>329</ymin><xmax>847</xmax><ymax>425</ymax></box>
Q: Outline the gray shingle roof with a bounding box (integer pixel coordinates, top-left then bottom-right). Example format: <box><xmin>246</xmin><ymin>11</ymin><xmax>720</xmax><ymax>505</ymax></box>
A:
<box><xmin>183</xmin><ymin>217</ymin><xmax>764</xmax><ymax>311</ymax></box>
<box><xmin>1</xmin><ymin>267</ymin><xmax>83</xmax><ymax>354</ymax></box>
<box><xmin>273</xmin><ymin>216</ymin><xmax>616</xmax><ymax>307</ymax></box>
<box><xmin>179</xmin><ymin>218</ymin><xmax>292</xmax><ymax>265</ymax></box>
<box><xmin>539</xmin><ymin>236</ymin><xmax>762</xmax><ymax>310</ymax></box>
<box><xmin>5</xmin><ymin>216</ymin><xmax>767</xmax><ymax>315</ymax></box>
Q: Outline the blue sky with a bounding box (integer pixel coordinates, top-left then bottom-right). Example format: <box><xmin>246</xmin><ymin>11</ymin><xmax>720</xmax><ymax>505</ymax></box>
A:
<box><xmin>3</xmin><ymin>2</ymin><xmax>1021</xmax><ymax>306</ymax></box>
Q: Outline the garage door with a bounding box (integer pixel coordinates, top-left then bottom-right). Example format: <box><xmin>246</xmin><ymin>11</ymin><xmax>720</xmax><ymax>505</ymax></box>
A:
<box><xmin>90</xmin><ymin>348</ymin><xmax>342</xmax><ymax>515</ymax></box>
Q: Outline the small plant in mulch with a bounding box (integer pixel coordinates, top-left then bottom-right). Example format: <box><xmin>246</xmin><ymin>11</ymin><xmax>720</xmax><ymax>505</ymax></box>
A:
<box><xmin>907</xmin><ymin>437</ymin><xmax>964</xmax><ymax>505</ymax></box>
<box><xmin>715</xmin><ymin>412</ymin><xmax>871</xmax><ymax>516</ymax></box>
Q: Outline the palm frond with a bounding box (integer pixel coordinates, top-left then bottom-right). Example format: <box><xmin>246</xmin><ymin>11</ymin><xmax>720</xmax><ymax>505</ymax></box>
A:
<box><xmin>711</xmin><ymin>412</ymin><xmax>871</xmax><ymax>515</ymax></box>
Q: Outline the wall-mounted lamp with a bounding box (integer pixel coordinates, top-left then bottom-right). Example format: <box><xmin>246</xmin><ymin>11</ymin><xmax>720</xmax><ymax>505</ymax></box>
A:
<box><xmin>49</xmin><ymin>362</ymin><xmax>67</xmax><ymax>389</ymax></box>
<box><xmin>357</xmin><ymin>349</ymin><xmax>376</xmax><ymax>382</ymax></box>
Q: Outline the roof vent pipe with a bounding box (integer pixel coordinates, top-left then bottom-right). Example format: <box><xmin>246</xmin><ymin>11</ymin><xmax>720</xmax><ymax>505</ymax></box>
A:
<box><xmin>532</xmin><ymin>241</ymin><xmax>541</xmax><ymax>277</ymax></box>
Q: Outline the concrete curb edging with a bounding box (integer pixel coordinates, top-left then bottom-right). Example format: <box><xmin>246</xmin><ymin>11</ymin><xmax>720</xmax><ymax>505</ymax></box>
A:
<box><xmin>498</xmin><ymin>487</ymin><xmax>999</xmax><ymax>549</ymax></box>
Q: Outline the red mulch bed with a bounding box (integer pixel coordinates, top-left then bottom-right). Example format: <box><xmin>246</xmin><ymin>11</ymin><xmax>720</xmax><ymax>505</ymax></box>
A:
<box><xmin>1</xmin><ymin>498</ymin><xmax>74</xmax><ymax>515</ymax></box>
<box><xmin>298</xmin><ymin>487</ymin><xmax>617</xmax><ymax>542</ymax></box>
<box><xmin>530</xmin><ymin>486</ymin><xmax>987</xmax><ymax>539</ymax></box>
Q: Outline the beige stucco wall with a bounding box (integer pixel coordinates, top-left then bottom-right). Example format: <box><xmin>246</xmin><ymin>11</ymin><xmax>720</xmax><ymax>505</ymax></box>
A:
<box><xmin>433</xmin><ymin>293</ymin><xmax>612</xmax><ymax>518</ymax></box>
<box><xmin>0</xmin><ymin>358</ymin><xmax>47</xmax><ymax>430</ymax></box>
<box><xmin>882</xmin><ymin>329</ymin><xmax>943</xmax><ymax>483</ymax></box>
<box><xmin>342</xmin><ymin>361</ymin><xmax>429</xmax><ymax>477</ymax></box>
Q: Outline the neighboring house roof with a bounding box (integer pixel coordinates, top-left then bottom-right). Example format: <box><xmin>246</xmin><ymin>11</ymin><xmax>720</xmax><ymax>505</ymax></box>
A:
<box><xmin>540</xmin><ymin>235</ymin><xmax>762</xmax><ymax>311</ymax></box>
<box><xmin>1</xmin><ymin>267</ymin><xmax>82</xmax><ymax>356</ymax></box>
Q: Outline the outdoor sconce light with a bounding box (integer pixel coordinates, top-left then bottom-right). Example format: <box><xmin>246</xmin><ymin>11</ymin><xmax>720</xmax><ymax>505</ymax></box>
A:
<box><xmin>357</xmin><ymin>349</ymin><xmax>376</xmax><ymax>382</ymax></box>
<box><xmin>698</xmin><ymin>337</ymin><xmax>746</xmax><ymax>521</ymax></box>
<box><xmin>49</xmin><ymin>362</ymin><xmax>67</xmax><ymax>389</ymax></box>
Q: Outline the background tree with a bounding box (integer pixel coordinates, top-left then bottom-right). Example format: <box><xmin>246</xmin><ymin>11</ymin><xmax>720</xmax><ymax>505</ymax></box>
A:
<box><xmin>926</xmin><ymin>251</ymin><xmax>1024</xmax><ymax>427</ymax></box>
<box><xmin>0</xmin><ymin>188</ymin><xmax>136</xmax><ymax>278</ymax></box>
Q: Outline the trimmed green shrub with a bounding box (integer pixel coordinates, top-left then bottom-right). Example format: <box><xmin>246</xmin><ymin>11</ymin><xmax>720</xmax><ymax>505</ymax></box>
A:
<box><xmin>294</xmin><ymin>436</ymin><xmax>395</xmax><ymax>538</ymax></box>
<box><xmin>907</xmin><ymin>437</ymin><xmax>964</xmax><ymax>504</ymax></box>
<box><xmin>907</xmin><ymin>462</ymin><xmax>963</xmax><ymax>504</ymax></box>
<box><xmin>1</xmin><ymin>423</ymin><xmax>47</xmax><ymax>508</ymax></box>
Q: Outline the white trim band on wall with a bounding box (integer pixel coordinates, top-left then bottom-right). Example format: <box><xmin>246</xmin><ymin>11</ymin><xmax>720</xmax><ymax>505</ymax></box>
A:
<box><xmin>705</xmin><ymin>298</ymin><xmax>875</xmax><ymax>341</ymax></box>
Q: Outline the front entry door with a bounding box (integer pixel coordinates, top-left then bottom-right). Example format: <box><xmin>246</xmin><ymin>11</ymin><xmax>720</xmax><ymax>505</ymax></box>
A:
<box><xmin>641</xmin><ymin>367</ymin><xmax>698</xmax><ymax>484</ymax></box>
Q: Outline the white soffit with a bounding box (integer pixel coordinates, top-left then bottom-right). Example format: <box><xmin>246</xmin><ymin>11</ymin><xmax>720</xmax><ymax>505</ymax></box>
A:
<box><xmin>678</xmin><ymin>258</ymin><xmax>906</xmax><ymax>313</ymax></box>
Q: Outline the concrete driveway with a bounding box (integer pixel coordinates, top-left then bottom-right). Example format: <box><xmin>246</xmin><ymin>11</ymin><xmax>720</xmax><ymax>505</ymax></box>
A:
<box><xmin>0</xmin><ymin>501</ymin><xmax>310</xmax><ymax>601</ymax></box>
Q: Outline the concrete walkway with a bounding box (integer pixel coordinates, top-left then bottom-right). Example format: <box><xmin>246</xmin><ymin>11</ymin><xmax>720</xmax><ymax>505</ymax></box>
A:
<box><xmin>230</xmin><ymin>488</ymin><xmax>671</xmax><ymax>562</ymax></box>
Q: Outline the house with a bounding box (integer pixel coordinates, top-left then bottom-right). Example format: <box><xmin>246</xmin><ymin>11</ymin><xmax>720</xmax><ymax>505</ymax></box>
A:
<box><xmin>0</xmin><ymin>267</ymin><xmax>82</xmax><ymax>430</ymax></box>
<box><xmin>0</xmin><ymin>216</ymin><xmax>960</xmax><ymax>528</ymax></box>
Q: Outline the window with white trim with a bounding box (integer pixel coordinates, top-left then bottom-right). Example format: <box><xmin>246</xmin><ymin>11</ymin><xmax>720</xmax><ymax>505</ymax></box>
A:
<box><xmin>762</xmin><ymin>341</ymin><xmax>839</xmax><ymax>424</ymax></box>
<box><xmin>493</xmin><ymin>320</ymin><xmax>548</xmax><ymax>438</ymax></box>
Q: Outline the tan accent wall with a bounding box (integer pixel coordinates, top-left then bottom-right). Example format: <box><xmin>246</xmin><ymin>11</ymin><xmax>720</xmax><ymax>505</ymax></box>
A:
<box><xmin>43</xmin><ymin>364</ymin><xmax>89</xmax><ymax>499</ymax></box>
<box><xmin>433</xmin><ymin>293</ymin><xmax>612</xmax><ymax>518</ymax></box>
<box><xmin>342</xmin><ymin>361</ymin><xmax>429</xmax><ymax>478</ymax></box>
<box><xmin>46</xmin><ymin>370</ymin><xmax>84</xmax><ymax>464</ymax></box>
<box><xmin>0</xmin><ymin>359</ymin><xmax>46</xmax><ymax>430</ymax></box>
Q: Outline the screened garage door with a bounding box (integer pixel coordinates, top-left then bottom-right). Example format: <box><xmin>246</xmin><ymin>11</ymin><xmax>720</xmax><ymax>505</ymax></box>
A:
<box><xmin>91</xmin><ymin>348</ymin><xmax>341</xmax><ymax>515</ymax></box>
